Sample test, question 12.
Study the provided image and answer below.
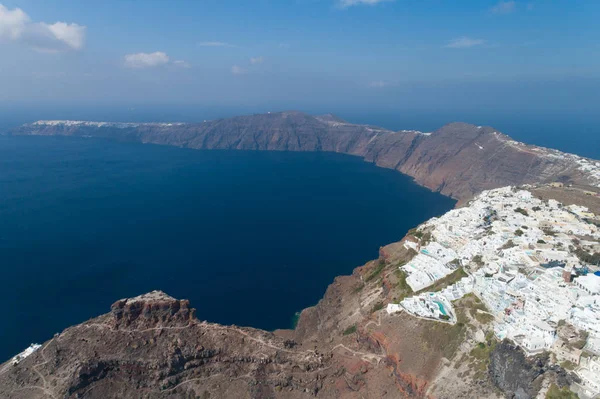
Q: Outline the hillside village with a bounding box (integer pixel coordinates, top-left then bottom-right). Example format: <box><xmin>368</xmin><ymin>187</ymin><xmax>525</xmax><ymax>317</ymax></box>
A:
<box><xmin>387</xmin><ymin>185</ymin><xmax>600</xmax><ymax>398</ymax></box>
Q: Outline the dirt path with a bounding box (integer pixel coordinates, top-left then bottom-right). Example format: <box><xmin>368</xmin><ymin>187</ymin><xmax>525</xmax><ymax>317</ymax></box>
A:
<box><xmin>8</xmin><ymin>339</ymin><xmax>58</xmax><ymax>399</ymax></box>
<box><xmin>332</xmin><ymin>344</ymin><xmax>384</xmax><ymax>365</ymax></box>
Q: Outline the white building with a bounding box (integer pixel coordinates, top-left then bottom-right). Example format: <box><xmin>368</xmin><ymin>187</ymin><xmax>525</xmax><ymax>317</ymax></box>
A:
<box><xmin>576</xmin><ymin>275</ymin><xmax>600</xmax><ymax>296</ymax></box>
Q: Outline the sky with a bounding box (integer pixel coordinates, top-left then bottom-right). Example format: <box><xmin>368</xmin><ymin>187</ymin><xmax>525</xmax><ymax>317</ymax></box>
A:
<box><xmin>0</xmin><ymin>0</ymin><xmax>599</xmax><ymax>127</ymax></box>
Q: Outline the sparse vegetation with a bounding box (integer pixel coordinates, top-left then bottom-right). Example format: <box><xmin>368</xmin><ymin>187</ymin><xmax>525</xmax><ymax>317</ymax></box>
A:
<box><xmin>472</xmin><ymin>255</ymin><xmax>484</xmax><ymax>266</ymax></box>
<box><xmin>342</xmin><ymin>324</ymin><xmax>357</xmax><ymax>336</ymax></box>
<box><xmin>568</xmin><ymin>330</ymin><xmax>589</xmax><ymax>350</ymax></box>
<box><xmin>371</xmin><ymin>301</ymin><xmax>384</xmax><ymax>313</ymax></box>
<box><xmin>466</xmin><ymin>294</ymin><xmax>491</xmax><ymax>320</ymax></box>
<box><xmin>537</xmin><ymin>239</ymin><xmax>547</xmax><ymax>244</ymax></box>
<box><xmin>501</xmin><ymin>240</ymin><xmax>516</xmax><ymax>250</ymax></box>
<box><xmin>543</xmin><ymin>228</ymin><xmax>557</xmax><ymax>237</ymax></box>
<box><xmin>421</xmin><ymin>231</ymin><xmax>433</xmax><ymax>245</ymax></box>
<box><xmin>474</xmin><ymin>311</ymin><xmax>494</xmax><ymax>324</ymax></box>
<box><xmin>366</xmin><ymin>259</ymin><xmax>386</xmax><ymax>282</ymax></box>
<box><xmin>408</xmin><ymin>227</ymin><xmax>423</xmax><ymax>239</ymax></box>
<box><xmin>515</xmin><ymin>207</ymin><xmax>529</xmax><ymax>216</ymax></box>
<box><xmin>559</xmin><ymin>360</ymin><xmax>577</xmax><ymax>371</ymax></box>
<box><xmin>408</xmin><ymin>227</ymin><xmax>432</xmax><ymax>244</ymax></box>
<box><xmin>515</xmin><ymin>229</ymin><xmax>524</xmax><ymax>236</ymax></box>
<box><xmin>393</xmin><ymin>269</ymin><xmax>413</xmax><ymax>303</ymax></box>
<box><xmin>545</xmin><ymin>384</ymin><xmax>579</xmax><ymax>399</ymax></box>
<box><xmin>416</xmin><ymin>267</ymin><xmax>468</xmax><ymax>295</ymax></box>
<box><xmin>466</xmin><ymin>329</ymin><xmax>497</xmax><ymax>380</ymax></box>
<box><xmin>573</xmin><ymin>247</ymin><xmax>600</xmax><ymax>265</ymax></box>
<box><xmin>420</xmin><ymin>294</ymin><xmax>485</xmax><ymax>360</ymax></box>
<box><xmin>533</xmin><ymin>206</ymin><xmax>542</xmax><ymax>212</ymax></box>
<box><xmin>352</xmin><ymin>282</ymin><xmax>365</xmax><ymax>294</ymax></box>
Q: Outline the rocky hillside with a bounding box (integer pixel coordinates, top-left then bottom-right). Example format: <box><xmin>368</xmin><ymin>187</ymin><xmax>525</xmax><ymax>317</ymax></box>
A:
<box><xmin>8</xmin><ymin>112</ymin><xmax>600</xmax><ymax>201</ymax></box>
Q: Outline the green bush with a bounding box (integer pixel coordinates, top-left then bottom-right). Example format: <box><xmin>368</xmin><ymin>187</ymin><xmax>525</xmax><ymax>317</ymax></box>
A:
<box><xmin>545</xmin><ymin>384</ymin><xmax>579</xmax><ymax>399</ymax></box>
<box><xmin>342</xmin><ymin>325</ymin><xmax>357</xmax><ymax>335</ymax></box>
<box><xmin>371</xmin><ymin>302</ymin><xmax>384</xmax><ymax>313</ymax></box>
<box><xmin>515</xmin><ymin>207</ymin><xmax>529</xmax><ymax>216</ymax></box>
<box><xmin>366</xmin><ymin>259</ymin><xmax>386</xmax><ymax>282</ymax></box>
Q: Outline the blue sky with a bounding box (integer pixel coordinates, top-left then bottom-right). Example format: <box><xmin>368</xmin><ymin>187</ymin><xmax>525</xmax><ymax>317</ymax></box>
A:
<box><xmin>0</xmin><ymin>0</ymin><xmax>599</xmax><ymax>121</ymax></box>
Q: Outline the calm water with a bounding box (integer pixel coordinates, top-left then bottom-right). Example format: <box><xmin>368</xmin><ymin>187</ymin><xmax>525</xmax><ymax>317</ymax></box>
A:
<box><xmin>0</xmin><ymin>136</ymin><xmax>455</xmax><ymax>361</ymax></box>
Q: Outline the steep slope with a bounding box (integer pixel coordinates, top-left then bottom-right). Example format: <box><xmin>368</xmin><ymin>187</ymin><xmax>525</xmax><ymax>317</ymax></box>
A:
<box><xmin>8</xmin><ymin>112</ymin><xmax>600</xmax><ymax>201</ymax></box>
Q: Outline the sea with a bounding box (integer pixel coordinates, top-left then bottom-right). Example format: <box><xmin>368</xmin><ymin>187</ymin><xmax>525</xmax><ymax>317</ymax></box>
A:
<box><xmin>0</xmin><ymin>135</ymin><xmax>455</xmax><ymax>361</ymax></box>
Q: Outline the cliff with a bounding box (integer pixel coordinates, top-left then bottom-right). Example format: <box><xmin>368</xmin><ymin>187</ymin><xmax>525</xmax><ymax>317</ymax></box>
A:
<box><xmin>8</xmin><ymin>112</ymin><xmax>600</xmax><ymax>201</ymax></box>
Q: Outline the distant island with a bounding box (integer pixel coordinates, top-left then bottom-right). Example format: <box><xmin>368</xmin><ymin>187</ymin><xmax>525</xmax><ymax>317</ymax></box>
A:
<box><xmin>2</xmin><ymin>112</ymin><xmax>600</xmax><ymax>398</ymax></box>
<box><xmin>7</xmin><ymin>111</ymin><xmax>600</xmax><ymax>202</ymax></box>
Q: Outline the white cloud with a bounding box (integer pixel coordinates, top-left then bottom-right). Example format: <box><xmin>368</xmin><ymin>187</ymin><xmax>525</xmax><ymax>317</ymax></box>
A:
<box><xmin>173</xmin><ymin>60</ymin><xmax>191</xmax><ymax>68</ymax></box>
<box><xmin>337</xmin><ymin>0</ymin><xmax>393</xmax><ymax>8</ymax></box>
<box><xmin>491</xmin><ymin>1</ymin><xmax>516</xmax><ymax>14</ymax></box>
<box><xmin>231</xmin><ymin>65</ymin><xmax>246</xmax><ymax>75</ymax></box>
<box><xmin>0</xmin><ymin>4</ymin><xmax>28</xmax><ymax>39</ymax></box>
<box><xmin>0</xmin><ymin>4</ymin><xmax>86</xmax><ymax>52</ymax></box>
<box><xmin>445</xmin><ymin>37</ymin><xmax>485</xmax><ymax>49</ymax></box>
<box><xmin>250</xmin><ymin>56</ymin><xmax>264</xmax><ymax>65</ymax></box>
<box><xmin>124</xmin><ymin>52</ymin><xmax>170</xmax><ymax>68</ymax></box>
<box><xmin>198</xmin><ymin>41</ymin><xmax>235</xmax><ymax>47</ymax></box>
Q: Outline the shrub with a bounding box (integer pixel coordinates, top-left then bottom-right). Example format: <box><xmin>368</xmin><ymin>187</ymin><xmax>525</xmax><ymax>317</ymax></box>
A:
<box><xmin>515</xmin><ymin>207</ymin><xmax>529</xmax><ymax>216</ymax></box>
<box><xmin>545</xmin><ymin>384</ymin><xmax>578</xmax><ymax>399</ymax></box>
<box><xmin>371</xmin><ymin>302</ymin><xmax>384</xmax><ymax>313</ymax></box>
<box><xmin>472</xmin><ymin>255</ymin><xmax>484</xmax><ymax>266</ymax></box>
<box><xmin>343</xmin><ymin>325</ymin><xmax>357</xmax><ymax>335</ymax></box>
<box><xmin>501</xmin><ymin>240</ymin><xmax>516</xmax><ymax>250</ymax></box>
<box><xmin>366</xmin><ymin>259</ymin><xmax>386</xmax><ymax>282</ymax></box>
<box><xmin>560</xmin><ymin>360</ymin><xmax>577</xmax><ymax>371</ymax></box>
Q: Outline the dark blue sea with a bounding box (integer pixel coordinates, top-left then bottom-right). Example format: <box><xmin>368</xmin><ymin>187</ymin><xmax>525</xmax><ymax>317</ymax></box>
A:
<box><xmin>0</xmin><ymin>136</ymin><xmax>455</xmax><ymax>361</ymax></box>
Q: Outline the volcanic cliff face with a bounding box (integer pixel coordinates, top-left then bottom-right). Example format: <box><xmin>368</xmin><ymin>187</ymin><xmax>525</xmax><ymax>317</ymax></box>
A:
<box><xmin>8</xmin><ymin>112</ymin><xmax>599</xmax><ymax>201</ymax></box>
<box><xmin>0</xmin><ymin>283</ymin><xmax>446</xmax><ymax>399</ymax></box>
<box><xmin>0</xmin><ymin>292</ymin><xmax>333</xmax><ymax>398</ymax></box>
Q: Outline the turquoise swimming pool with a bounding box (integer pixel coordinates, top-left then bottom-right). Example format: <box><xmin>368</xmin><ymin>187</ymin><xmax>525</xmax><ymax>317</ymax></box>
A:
<box><xmin>434</xmin><ymin>301</ymin><xmax>448</xmax><ymax>316</ymax></box>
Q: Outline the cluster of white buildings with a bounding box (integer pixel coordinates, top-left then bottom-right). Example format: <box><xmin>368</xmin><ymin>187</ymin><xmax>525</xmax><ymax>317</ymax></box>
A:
<box><xmin>575</xmin><ymin>158</ymin><xmax>600</xmax><ymax>187</ymax></box>
<box><xmin>493</xmin><ymin>130</ymin><xmax>600</xmax><ymax>188</ymax></box>
<box><xmin>10</xmin><ymin>343</ymin><xmax>41</xmax><ymax>366</ymax></box>
<box><xmin>30</xmin><ymin>120</ymin><xmax>185</xmax><ymax>128</ymax></box>
<box><xmin>387</xmin><ymin>186</ymin><xmax>600</xmax><ymax>395</ymax></box>
<box><xmin>401</xmin><ymin>241</ymin><xmax>460</xmax><ymax>292</ymax></box>
<box><xmin>400</xmin><ymin>292</ymin><xmax>456</xmax><ymax>323</ymax></box>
